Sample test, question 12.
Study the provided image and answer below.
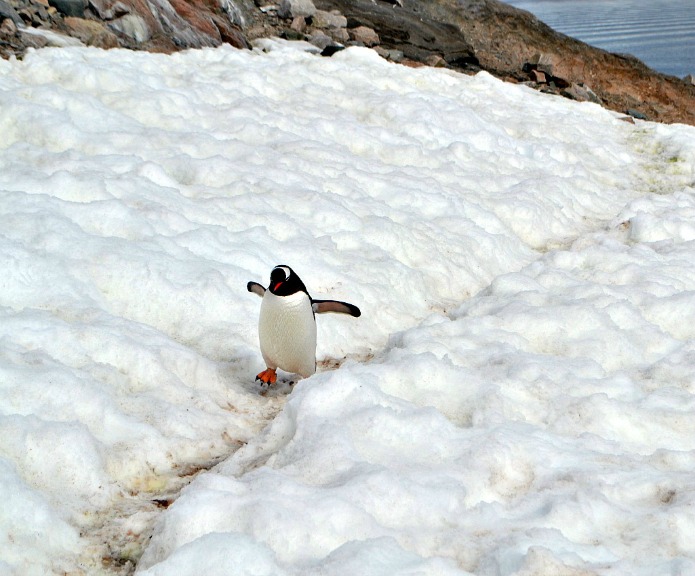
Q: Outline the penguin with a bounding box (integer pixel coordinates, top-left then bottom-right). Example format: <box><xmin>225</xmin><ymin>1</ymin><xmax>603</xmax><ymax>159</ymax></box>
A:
<box><xmin>247</xmin><ymin>265</ymin><xmax>361</xmax><ymax>385</ymax></box>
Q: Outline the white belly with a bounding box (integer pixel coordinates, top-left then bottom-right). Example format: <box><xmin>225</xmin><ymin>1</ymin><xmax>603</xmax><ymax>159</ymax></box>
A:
<box><xmin>259</xmin><ymin>290</ymin><xmax>317</xmax><ymax>378</ymax></box>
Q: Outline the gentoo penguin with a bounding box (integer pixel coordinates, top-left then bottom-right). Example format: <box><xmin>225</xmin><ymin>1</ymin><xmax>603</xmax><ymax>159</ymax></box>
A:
<box><xmin>247</xmin><ymin>265</ymin><xmax>361</xmax><ymax>385</ymax></box>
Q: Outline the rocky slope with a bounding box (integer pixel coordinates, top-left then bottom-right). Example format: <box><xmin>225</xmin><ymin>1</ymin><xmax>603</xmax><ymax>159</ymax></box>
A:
<box><xmin>1</xmin><ymin>0</ymin><xmax>694</xmax><ymax>125</ymax></box>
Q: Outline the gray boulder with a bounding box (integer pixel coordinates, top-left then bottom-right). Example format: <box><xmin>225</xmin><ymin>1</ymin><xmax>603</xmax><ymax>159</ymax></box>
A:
<box><xmin>312</xmin><ymin>9</ymin><xmax>346</xmax><ymax>29</ymax></box>
<box><xmin>108</xmin><ymin>13</ymin><xmax>150</xmax><ymax>42</ymax></box>
<box><xmin>307</xmin><ymin>30</ymin><xmax>332</xmax><ymax>49</ymax></box>
<box><xmin>278</xmin><ymin>0</ymin><xmax>316</xmax><ymax>20</ymax></box>
<box><xmin>0</xmin><ymin>0</ymin><xmax>23</xmax><ymax>26</ymax></box>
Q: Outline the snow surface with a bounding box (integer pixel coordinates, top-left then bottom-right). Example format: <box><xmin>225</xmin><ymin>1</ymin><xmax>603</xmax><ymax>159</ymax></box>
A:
<box><xmin>1</xmin><ymin>39</ymin><xmax>695</xmax><ymax>575</ymax></box>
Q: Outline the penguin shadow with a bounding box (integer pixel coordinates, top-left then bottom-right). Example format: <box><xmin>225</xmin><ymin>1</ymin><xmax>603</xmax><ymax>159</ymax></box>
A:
<box><xmin>257</xmin><ymin>377</ymin><xmax>296</xmax><ymax>397</ymax></box>
<box><xmin>256</xmin><ymin>352</ymin><xmax>374</xmax><ymax>397</ymax></box>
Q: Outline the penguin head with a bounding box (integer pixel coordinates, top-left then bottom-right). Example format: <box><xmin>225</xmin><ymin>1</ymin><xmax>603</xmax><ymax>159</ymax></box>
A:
<box><xmin>269</xmin><ymin>265</ymin><xmax>309</xmax><ymax>297</ymax></box>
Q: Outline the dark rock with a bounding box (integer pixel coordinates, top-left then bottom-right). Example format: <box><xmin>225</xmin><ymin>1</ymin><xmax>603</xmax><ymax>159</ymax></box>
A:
<box><xmin>48</xmin><ymin>0</ymin><xmax>86</xmax><ymax>17</ymax></box>
<box><xmin>280</xmin><ymin>27</ymin><xmax>303</xmax><ymax>40</ymax></box>
<box><xmin>445</xmin><ymin>52</ymin><xmax>479</xmax><ymax>70</ymax></box>
<box><xmin>13</xmin><ymin>1</ymin><xmax>62</xmax><ymax>28</ymax></box>
<box><xmin>543</xmin><ymin>75</ymin><xmax>569</xmax><ymax>89</ymax></box>
<box><xmin>320</xmin><ymin>42</ymin><xmax>343</xmax><ymax>56</ymax></box>
<box><xmin>627</xmin><ymin>108</ymin><xmax>648</xmax><ymax>121</ymax></box>
<box><xmin>0</xmin><ymin>0</ymin><xmax>23</xmax><ymax>26</ymax></box>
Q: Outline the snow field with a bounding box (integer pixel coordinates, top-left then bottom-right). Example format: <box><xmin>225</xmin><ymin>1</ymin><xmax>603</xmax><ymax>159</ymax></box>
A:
<box><xmin>0</xmin><ymin>40</ymin><xmax>694</xmax><ymax>574</ymax></box>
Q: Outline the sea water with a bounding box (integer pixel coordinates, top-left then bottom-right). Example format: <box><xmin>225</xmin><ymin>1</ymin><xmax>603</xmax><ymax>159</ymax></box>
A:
<box><xmin>505</xmin><ymin>0</ymin><xmax>695</xmax><ymax>78</ymax></box>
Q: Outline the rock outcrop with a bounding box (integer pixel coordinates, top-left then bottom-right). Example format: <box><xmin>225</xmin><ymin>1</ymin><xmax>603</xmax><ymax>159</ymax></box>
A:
<box><xmin>309</xmin><ymin>0</ymin><xmax>695</xmax><ymax>126</ymax></box>
<box><xmin>1</xmin><ymin>0</ymin><xmax>694</xmax><ymax>126</ymax></box>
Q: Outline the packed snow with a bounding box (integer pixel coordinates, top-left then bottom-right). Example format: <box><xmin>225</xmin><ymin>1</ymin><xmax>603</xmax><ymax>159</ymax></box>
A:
<box><xmin>1</xmin><ymin>39</ymin><xmax>694</xmax><ymax>575</ymax></box>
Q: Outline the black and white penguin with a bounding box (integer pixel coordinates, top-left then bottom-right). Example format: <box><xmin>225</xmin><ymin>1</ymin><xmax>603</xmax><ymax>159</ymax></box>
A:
<box><xmin>247</xmin><ymin>265</ymin><xmax>361</xmax><ymax>385</ymax></box>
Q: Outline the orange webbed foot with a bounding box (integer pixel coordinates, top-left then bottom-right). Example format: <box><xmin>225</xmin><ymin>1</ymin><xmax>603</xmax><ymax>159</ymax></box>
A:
<box><xmin>255</xmin><ymin>368</ymin><xmax>277</xmax><ymax>386</ymax></box>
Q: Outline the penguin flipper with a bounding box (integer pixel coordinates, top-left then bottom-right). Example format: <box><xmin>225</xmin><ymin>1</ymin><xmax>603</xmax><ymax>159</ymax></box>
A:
<box><xmin>247</xmin><ymin>281</ymin><xmax>266</xmax><ymax>297</ymax></box>
<box><xmin>312</xmin><ymin>299</ymin><xmax>361</xmax><ymax>317</ymax></box>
